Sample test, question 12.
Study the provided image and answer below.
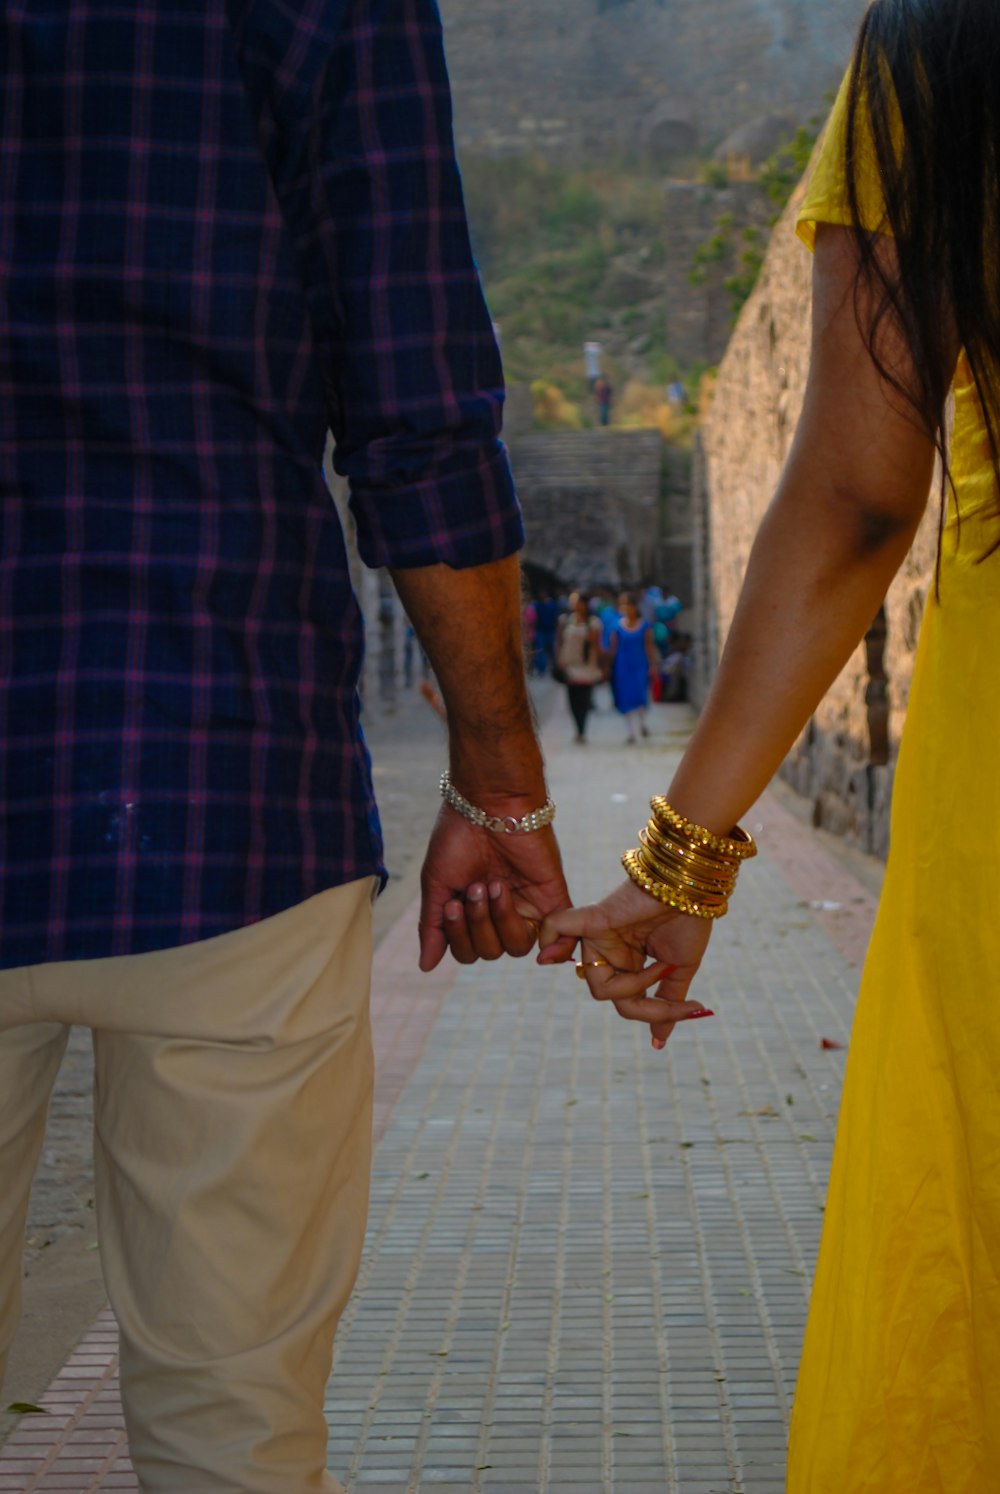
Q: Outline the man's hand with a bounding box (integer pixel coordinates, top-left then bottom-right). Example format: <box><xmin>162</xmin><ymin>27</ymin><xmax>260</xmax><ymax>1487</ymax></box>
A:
<box><xmin>419</xmin><ymin>809</ymin><xmax>573</xmax><ymax>971</ymax></box>
<box><xmin>392</xmin><ymin>554</ymin><xmax>575</xmax><ymax>973</ymax></box>
<box><xmin>538</xmin><ymin>880</ymin><xmax>715</xmax><ymax>1048</ymax></box>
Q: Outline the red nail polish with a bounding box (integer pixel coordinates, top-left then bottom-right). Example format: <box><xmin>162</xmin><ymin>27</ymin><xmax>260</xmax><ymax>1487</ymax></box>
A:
<box><xmin>686</xmin><ymin>1008</ymin><xmax>715</xmax><ymax>1020</ymax></box>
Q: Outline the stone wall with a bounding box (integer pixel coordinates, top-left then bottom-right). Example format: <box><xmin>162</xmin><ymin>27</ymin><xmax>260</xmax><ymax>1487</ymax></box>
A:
<box><xmin>508</xmin><ymin>428</ymin><xmax>691</xmax><ymax>594</ymax></box>
<box><xmin>692</xmin><ymin>167</ymin><xmax>938</xmax><ymax>858</ymax></box>
<box><xmin>439</xmin><ymin>0</ymin><xmax>865</xmax><ymax>163</ymax></box>
<box><xmin>659</xmin><ymin>444</ymin><xmax>694</xmax><ymax>600</ymax></box>
<box><xmin>664</xmin><ymin>180</ymin><xmax>777</xmax><ymax>368</ymax></box>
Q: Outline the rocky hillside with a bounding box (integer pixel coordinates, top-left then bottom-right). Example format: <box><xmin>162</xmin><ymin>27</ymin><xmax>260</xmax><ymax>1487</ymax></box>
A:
<box><xmin>440</xmin><ymin>0</ymin><xmax>868</xmax><ymax>163</ymax></box>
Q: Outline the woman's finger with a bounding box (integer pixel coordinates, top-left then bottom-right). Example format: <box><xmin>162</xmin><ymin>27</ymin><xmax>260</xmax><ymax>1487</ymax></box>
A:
<box><xmin>649</xmin><ymin>1017</ymin><xmax>676</xmax><ymax>1051</ymax></box>
<box><xmin>607</xmin><ymin>993</ymin><xmax>715</xmax><ymax>1027</ymax></box>
<box><xmin>581</xmin><ymin>960</ymin><xmax>675</xmax><ymax>1002</ymax></box>
<box><xmin>537</xmin><ymin>903</ymin><xmax>599</xmax><ymax>954</ymax></box>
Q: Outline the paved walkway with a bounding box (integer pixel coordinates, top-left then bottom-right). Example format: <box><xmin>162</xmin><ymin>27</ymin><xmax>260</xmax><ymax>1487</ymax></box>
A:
<box><xmin>0</xmin><ymin>697</ymin><xmax>880</xmax><ymax>1493</ymax></box>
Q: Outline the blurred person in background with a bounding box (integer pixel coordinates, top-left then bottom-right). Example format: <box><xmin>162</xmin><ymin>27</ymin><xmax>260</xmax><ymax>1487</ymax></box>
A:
<box><xmin>555</xmin><ymin>591</ymin><xmax>604</xmax><ymax>743</ymax></box>
<box><xmin>607</xmin><ymin>591</ymin><xmax>659</xmax><ymax>743</ymax></box>
<box><xmin>533</xmin><ymin>591</ymin><xmax>561</xmax><ymax>676</ymax></box>
<box><xmin>594</xmin><ymin>373</ymin><xmax>613</xmax><ymax>426</ymax></box>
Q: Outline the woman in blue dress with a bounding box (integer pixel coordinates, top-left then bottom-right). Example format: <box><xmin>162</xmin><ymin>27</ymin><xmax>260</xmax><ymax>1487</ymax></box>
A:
<box><xmin>607</xmin><ymin>592</ymin><xmax>659</xmax><ymax>743</ymax></box>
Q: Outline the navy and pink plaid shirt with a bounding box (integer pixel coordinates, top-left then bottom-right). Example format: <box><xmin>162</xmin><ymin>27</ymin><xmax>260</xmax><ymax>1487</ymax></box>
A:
<box><xmin>0</xmin><ymin>0</ymin><xmax>522</xmax><ymax>968</ymax></box>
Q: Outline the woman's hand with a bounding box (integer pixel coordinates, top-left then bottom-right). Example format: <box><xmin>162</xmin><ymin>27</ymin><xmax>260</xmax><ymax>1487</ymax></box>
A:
<box><xmin>538</xmin><ymin>880</ymin><xmax>715</xmax><ymax>1048</ymax></box>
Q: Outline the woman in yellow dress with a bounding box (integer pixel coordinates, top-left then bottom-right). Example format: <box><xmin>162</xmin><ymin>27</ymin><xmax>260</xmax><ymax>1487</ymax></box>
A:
<box><xmin>540</xmin><ymin>1</ymin><xmax>1000</xmax><ymax>1485</ymax></box>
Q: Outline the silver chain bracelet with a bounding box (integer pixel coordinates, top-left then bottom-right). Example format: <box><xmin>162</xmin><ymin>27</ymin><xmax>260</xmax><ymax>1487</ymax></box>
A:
<box><xmin>439</xmin><ymin>771</ymin><xmax>556</xmax><ymax>834</ymax></box>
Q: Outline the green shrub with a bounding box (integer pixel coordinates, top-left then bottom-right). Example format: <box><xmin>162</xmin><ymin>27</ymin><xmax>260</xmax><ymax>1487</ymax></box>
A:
<box><xmin>758</xmin><ymin>120</ymin><xmax>822</xmax><ymax>212</ymax></box>
<box><xmin>700</xmin><ymin>160</ymin><xmax>730</xmax><ymax>188</ymax></box>
<box><xmin>458</xmin><ymin>148</ymin><xmax>756</xmax><ymax>433</ymax></box>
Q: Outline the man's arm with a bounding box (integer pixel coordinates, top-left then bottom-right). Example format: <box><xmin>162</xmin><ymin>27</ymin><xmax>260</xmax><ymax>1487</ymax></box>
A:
<box><xmin>392</xmin><ymin>555</ymin><xmax>573</xmax><ymax>971</ymax></box>
<box><xmin>227</xmin><ymin>1</ymin><xmax>570</xmax><ymax>966</ymax></box>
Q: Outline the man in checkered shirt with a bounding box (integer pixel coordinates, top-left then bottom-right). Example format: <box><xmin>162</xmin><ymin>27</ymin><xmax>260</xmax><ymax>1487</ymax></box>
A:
<box><xmin>0</xmin><ymin>2</ymin><xmax>572</xmax><ymax>1487</ymax></box>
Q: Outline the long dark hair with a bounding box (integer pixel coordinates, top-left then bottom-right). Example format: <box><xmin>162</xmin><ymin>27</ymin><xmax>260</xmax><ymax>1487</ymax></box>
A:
<box><xmin>845</xmin><ymin>0</ymin><xmax>1000</xmax><ymax>546</ymax></box>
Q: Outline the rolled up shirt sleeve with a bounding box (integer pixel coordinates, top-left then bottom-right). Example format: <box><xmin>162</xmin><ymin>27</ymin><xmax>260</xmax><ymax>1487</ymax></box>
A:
<box><xmin>323</xmin><ymin>1</ymin><xmax>523</xmax><ymax>568</ymax></box>
<box><xmin>347</xmin><ymin>438</ymin><xmax>522</xmax><ymax>569</ymax></box>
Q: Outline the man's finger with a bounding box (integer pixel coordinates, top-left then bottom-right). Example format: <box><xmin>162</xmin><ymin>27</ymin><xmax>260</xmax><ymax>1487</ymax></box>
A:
<box><xmin>536</xmin><ymin>934</ymin><xmax>578</xmax><ymax>965</ymax></box>
<box><xmin>465</xmin><ymin>884</ymin><xmax>505</xmax><ymax>961</ymax></box>
<box><xmin>418</xmin><ymin>921</ymin><xmax>447</xmax><ymax>972</ymax></box>
<box><xmin>443</xmin><ymin>899</ymin><xmax>478</xmax><ymax>964</ymax></box>
<box><xmin>485</xmin><ymin>881</ymin><xmax>537</xmax><ymax>958</ymax></box>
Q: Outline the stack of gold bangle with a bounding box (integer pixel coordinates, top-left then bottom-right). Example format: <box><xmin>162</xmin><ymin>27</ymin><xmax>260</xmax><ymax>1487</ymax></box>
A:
<box><xmin>621</xmin><ymin>797</ymin><xmax>756</xmax><ymax>920</ymax></box>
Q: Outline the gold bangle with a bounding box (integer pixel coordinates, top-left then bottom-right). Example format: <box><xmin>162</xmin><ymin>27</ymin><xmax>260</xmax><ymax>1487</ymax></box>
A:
<box><xmin>635</xmin><ymin>834</ymin><xmax>734</xmax><ymax>904</ymax></box>
<box><xmin>633</xmin><ymin>864</ymin><xmax>730</xmax><ymax>913</ymax></box>
<box><xmin>621</xmin><ymin>802</ymin><xmax>755</xmax><ymax>922</ymax></box>
<box><xmin>649</xmin><ymin>797</ymin><xmax>756</xmax><ymax>861</ymax></box>
<box><xmin>642</xmin><ymin>813</ymin><xmax>744</xmax><ymax>869</ymax></box>
<box><xmin>638</xmin><ymin>824</ymin><xmax>738</xmax><ymax>886</ymax></box>
<box><xmin>621</xmin><ymin>849</ymin><xmax>730</xmax><ymax>920</ymax></box>
<box><xmin>636</xmin><ymin>831</ymin><xmax>732</xmax><ymax>893</ymax></box>
<box><xmin>639</xmin><ymin>824</ymin><xmax>741</xmax><ymax>878</ymax></box>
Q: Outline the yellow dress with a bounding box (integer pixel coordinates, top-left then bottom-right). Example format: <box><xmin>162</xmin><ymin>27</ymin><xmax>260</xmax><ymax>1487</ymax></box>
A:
<box><xmin>787</xmin><ymin>77</ymin><xmax>1000</xmax><ymax>1493</ymax></box>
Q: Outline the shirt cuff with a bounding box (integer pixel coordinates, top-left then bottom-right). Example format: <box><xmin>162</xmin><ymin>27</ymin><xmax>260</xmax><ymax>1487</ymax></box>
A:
<box><xmin>350</xmin><ymin>442</ymin><xmax>525</xmax><ymax>571</ymax></box>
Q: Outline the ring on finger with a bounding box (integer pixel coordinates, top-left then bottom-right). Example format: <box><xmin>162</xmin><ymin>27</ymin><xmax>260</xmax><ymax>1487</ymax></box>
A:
<box><xmin>575</xmin><ymin>958</ymin><xmax>611</xmax><ymax>979</ymax></box>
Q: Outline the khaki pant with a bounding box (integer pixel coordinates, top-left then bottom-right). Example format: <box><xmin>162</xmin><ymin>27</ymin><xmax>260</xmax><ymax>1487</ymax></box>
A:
<box><xmin>0</xmin><ymin>879</ymin><xmax>377</xmax><ymax>1493</ymax></box>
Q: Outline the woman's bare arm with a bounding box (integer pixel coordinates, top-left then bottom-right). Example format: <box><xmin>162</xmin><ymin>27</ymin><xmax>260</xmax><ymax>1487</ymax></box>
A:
<box><xmin>540</xmin><ymin>224</ymin><xmax>959</xmax><ymax>1036</ymax></box>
